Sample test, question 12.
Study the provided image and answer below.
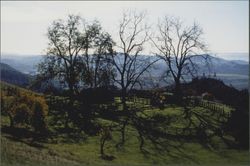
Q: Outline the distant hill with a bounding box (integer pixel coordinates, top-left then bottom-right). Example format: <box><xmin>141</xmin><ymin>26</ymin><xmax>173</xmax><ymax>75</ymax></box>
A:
<box><xmin>0</xmin><ymin>63</ymin><xmax>31</xmax><ymax>87</ymax></box>
<box><xmin>214</xmin><ymin>52</ymin><xmax>249</xmax><ymax>61</ymax></box>
<box><xmin>1</xmin><ymin>54</ymin><xmax>42</xmax><ymax>75</ymax></box>
<box><xmin>148</xmin><ymin>54</ymin><xmax>249</xmax><ymax>90</ymax></box>
<box><xmin>190</xmin><ymin>54</ymin><xmax>249</xmax><ymax>75</ymax></box>
<box><xmin>182</xmin><ymin>77</ymin><xmax>249</xmax><ymax>114</ymax></box>
<box><xmin>151</xmin><ymin>54</ymin><xmax>248</xmax><ymax>76</ymax></box>
<box><xmin>1</xmin><ymin>53</ymin><xmax>248</xmax><ymax>89</ymax></box>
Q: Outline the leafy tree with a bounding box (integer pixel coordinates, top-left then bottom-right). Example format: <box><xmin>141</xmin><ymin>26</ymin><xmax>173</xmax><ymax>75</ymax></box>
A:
<box><xmin>79</xmin><ymin>22</ymin><xmax>115</xmax><ymax>88</ymax></box>
<box><xmin>36</xmin><ymin>15</ymin><xmax>116</xmax><ymax>130</ymax></box>
<box><xmin>37</xmin><ymin>15</ymin><xmax>85</xmax><ymax>96</ymax></box>
<box><xmin>37</xmin><ymin>15</ymin><xmax>115</xmax><ymax>95</ymax></box>
<box><xmin>1</xmin><ymin>95</ymin><xmax>16</xmax><ymax>127</ymax></box>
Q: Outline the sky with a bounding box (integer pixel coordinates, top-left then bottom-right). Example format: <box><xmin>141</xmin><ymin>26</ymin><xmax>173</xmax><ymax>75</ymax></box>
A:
<box><xmin>1</xmin><ymin>1</ymin><xmax>249</xmax><ymax>58</ymax></box>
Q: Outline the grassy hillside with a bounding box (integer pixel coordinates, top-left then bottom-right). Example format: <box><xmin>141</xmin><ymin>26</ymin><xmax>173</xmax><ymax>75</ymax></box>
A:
<box><xmin>1</xmin><ymin>82</ymin><xmax>249</xmax><ymax>166</ymax></box>
<box><xmin>1</xmin><ymin>110</ymin><xmax>249</xmax><ymax>166</ymax></box>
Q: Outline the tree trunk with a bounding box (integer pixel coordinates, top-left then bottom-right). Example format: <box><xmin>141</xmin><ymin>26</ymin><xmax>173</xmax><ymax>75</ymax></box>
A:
<box><xmin>64</xmin><ymin>112</ymin><xmax>69</xmax><ymax>129</ymax></box>
<box><xmin>138</xmin><ymin>131</ymin><xmax>144</xmax><ymax>151</ymax></box>
<box><xmin>65</xmin><ymin>82</ymin><xmax>75</xmax><ymax>129</ymax></box>
<box><xmin>174</xmin><ymin>77</ymin><xmax>181</xmax><ymax>95</ymax></box>
<box><xmin>8</xmin><ymin>113</ymin><xmax>14</xmax><ymax>127</ymax></box>
<box><xmin>121</xmin><ymin>88</ymin><xmax>127</xmax><ymax>111</ymax></box>
<box><xmin>121</xmin><ymin>118</ymin><xmax>128</xmax><ymax>145</ymax></box>
<box><xmin>174</xmin><ymin>77</ymin><xmax>183</xmax><ymax>104</ymax></box>
<box><xmin>100</xmin><ymin>138</ymin><xmax>105</xmax><ymax>157</ymax></box>
<box><xmin>119</xmin><ymin>88</ymin><xmax>129</xmax><ymax>145</ymax></box>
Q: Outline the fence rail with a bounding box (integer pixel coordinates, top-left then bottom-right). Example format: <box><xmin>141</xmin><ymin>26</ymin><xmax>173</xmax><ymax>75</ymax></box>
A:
<box><xmin>191</xmin><ymin>98</ymin><xmax>232</xmax><ymax>118</ymax></box>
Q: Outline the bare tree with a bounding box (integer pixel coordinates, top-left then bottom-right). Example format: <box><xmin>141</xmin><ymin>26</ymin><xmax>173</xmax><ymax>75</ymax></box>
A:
<box><xmin>111</xmin><ymin>10</ymin><xmax>158</xmax><ymax>145</ymax></box>
<box><xmin>112</xmin><ymin>10</ymin><xmax>158</xmax><ymax>109</ymax></box>
<box><xmin>151</xmin><ymin>16</ymin><xmax>209</xmax><ymax>97</ymax></box>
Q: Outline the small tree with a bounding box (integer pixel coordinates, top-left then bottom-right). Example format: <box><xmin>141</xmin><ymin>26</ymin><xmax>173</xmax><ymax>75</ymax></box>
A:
<box><xmin>99</xmin><ymin>126</ymin><xmax>113</xmax><ymax>160</ymax></box>
<box><xmin>1</xmin><ymin>95</ymin><xmax>16</xmax><ymax>127</ymax></box>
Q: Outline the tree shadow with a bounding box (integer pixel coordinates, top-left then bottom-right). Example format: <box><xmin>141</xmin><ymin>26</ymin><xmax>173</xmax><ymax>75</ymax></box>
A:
<box><xmin>126</xmin><ymin>99</ymin><xmax>236</xmax><ymax>164</ymax></box>
<box><xmin>49</xmin><ymin>125</ymin><xmax>88</xmax><ymax>144</ymax></box>
<box><xmin>127</xmin><ymin>107</ymin><xmax>200</xmax><ymax>163</ymax></box>
<box><xmin>1</xmin><ymin>125</ymin><xmax>46</xmax><ymax>149</ymax></box>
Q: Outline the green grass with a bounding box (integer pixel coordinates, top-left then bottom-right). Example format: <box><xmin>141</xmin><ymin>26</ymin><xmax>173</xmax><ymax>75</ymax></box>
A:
<box><xmin>1</xmin><ymin>126</ymin><xmax>249</xmax><ymax>166</ymax></box>
<box><xmin>1</xmin><ymin>105</ymin><xmax>250</xmax><ymax>166</ymax></box>
<box><xmin>1</xmin><ymin>93</ymin><xmax>249</xmax><ymax>166</ymax></box>
<box><xmin>1</xmin><ymin>135</ymin><xmax>82</xmax><ymax>166</ymax></box>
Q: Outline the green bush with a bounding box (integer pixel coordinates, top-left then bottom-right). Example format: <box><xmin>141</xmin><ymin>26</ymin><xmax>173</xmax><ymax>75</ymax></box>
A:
<box><xmin>31</xmin><ymin>97</ymin><xmax>48</xmax><ymax>133</ymax></box>
<box><xmin>1</xmin><ymin>83</ymin><xmax>49</xmax><ymax>133</ymax></box>
<box><xmin>13</xmin><ymin>103</ymin><xmax>31</xmax><ymax>126</ymax></box>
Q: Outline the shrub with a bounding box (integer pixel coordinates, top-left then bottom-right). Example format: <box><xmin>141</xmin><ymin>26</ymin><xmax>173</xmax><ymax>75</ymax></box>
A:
<box><xmin>1</xmin><ymin>83</ymin><xmax>49</xmax><ymax>132</ymax></box>
<box><xmin>13</xmin><ymin>103</ymin><xmax>31</xmax><ymax>126</ymax></box>
<box><xmin>99</xmin><ymin>126</ymin><xmax>113</xmax><ymax>159</ymax></box>
<box><xmin>31</xmin><ymin>97</ymin><xmax>49</xmax><ymax>133</ymax></box>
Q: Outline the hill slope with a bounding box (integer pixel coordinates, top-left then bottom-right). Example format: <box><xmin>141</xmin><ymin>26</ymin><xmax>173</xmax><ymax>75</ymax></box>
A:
<box><xmin>1</xmin><ymin>54</ymin><xmax>42</xmax><ymax>75</ymax></box>
<box><xmin>0</xmin><ymin>63</ymin><xmax>31</xmax><ymax>87</ymax></box>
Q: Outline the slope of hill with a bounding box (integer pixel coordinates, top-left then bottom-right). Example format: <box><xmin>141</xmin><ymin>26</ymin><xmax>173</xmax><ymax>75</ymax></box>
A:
<box><xmin>1</xmin><ymin>54</ymin><xmax>42</xmax><ymax>75</ymax></box>
<box><xmin>0</xmin><ymin>81</ymin><xmax>249</xmax><ymax>166</ymax></box>
<box><xmin>190</xmin><ymin>54</ymin><xmax>249</xmax><ymax>75</ymax></box>
<box><xmin>0</xmin><ymin>63</ymin><xmax>31</xmax><ymax>87</ymax></box>
<box><xmin>216</xmin><ymin>52</ymin><xmax>249</xmax><ymax>61</ymax></box>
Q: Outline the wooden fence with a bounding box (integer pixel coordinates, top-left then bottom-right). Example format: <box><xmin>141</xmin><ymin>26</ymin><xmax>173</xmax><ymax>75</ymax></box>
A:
<box><xmin>128</xmin><ymin>96</ymin><xmax>151</xmax><ymax>105</ymax></box>
<box><xmin>192</xmin><ymin>98</ymin><xmax>232</xmax><ymax>118</ymax></box>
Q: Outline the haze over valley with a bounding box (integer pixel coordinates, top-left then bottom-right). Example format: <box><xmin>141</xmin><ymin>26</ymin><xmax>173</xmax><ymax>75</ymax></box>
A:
<box><xmin>1</xmin><ymin>52</ymin><xmax>248</xmax><ymax>90</ymax></box>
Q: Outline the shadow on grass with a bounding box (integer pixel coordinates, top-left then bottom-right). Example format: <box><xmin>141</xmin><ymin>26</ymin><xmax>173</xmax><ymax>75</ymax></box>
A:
<box><xmin>1</xmin><ymin>125</ymin><xmax>46</xmax><ymax>149</ymax></box>
<box><xmin>46</xmin><ymin>126</ymin><xmax>88</xmax><ymax>144</ymax></box>
<box><xmin>139</xmin><ymin>138</ymin><xmax>200</xmax><ymax>164</ymax></box>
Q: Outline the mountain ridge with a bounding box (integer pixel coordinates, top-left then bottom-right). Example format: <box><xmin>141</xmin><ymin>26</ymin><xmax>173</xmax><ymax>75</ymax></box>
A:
<box><xmin>0</xmin><ymin>62</ymin><xmax>31</xmax><ymax>87</ymax></box>
<box><xmin>1</xmin><ymin>53</ymin><xmax>248</xmax><ymax>89</ymax></box>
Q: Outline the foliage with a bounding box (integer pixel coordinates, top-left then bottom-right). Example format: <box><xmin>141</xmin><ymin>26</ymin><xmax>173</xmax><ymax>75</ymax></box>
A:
<box><xmin>32</xmin><ymin>97</ymin><xmax>49</xmax><ymax>133</ymax></box>
<box><xmin>1</xmin><ymin>82</ymin><xmax>49</xmax><ymax>133</ymax></box>
<box><xmin>150</xmin><ymin>91</ymin><xmax>166</xmax><ymax>109</ymax></box>
<box><xmin>36</xmin><ymin>15</ymin><xmax>115</xmax><ymax>95</ymax></box>
<box><xmin>99</xmin><ymin>126</ymin><xmax>114</xmax><ymax>160</ymax></box>
<box><xmin>13</xmin><ymin>103</ymin><xmax>31</xmax><ymax>126</ymax></box>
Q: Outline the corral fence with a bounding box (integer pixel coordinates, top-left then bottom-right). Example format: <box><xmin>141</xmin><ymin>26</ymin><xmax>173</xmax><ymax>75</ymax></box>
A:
<box><xmin>189</xmin><ymin>97</ymin><xmax>232</xmax><ymax>118</ymax></box>
<box><xmin>128</xmin><ymin>96</ymin><xmax>151</xmax><ymax>105</ymax></box>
